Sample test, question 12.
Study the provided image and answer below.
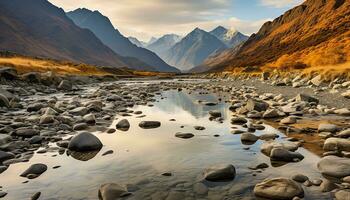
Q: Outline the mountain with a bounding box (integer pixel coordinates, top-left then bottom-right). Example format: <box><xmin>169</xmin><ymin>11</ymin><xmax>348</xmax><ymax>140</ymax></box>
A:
<box><xmin>146</xmin><ymin>34</ymin><xmax>182</xmax><ymax>59</ymax></box>
<box><xmin>163</xmin><ymin>28</ymin><xmax>227</xmax><ymax>72</ymax></box>
<box><xmin>147</xmin><ymin>37</ymin><xmax>158</xmax><ymax>46</ymax></box>
<box><xmin>67</xmin><ymin>8</ymin><xmax>179</xmax><ymax>72</ymax></box>
<box><xmin>128</xmin><ymin>37</ymin><xmax>147</xmax><ymax>48</ymax></box>
<box><xmin>210</xmin><ymin>26</ymin><xmax>249</xmax><ymax>48</ymax></box>
<box><xmin>207</xmin><ymin>0</ymin><xmax>350</xmax><ymax>72</ymax></box>
<box><xmin>0</xmin><ymin>0</ymin><xmax>129</xmax><ymax>68</ymax></box>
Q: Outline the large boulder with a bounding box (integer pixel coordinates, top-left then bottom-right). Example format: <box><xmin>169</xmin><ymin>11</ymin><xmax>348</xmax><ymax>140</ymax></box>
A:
<box><xmin>337</xmin><ymin>129</ymin><xmax>350</xmax><ymax>138</ymax></box>
<box><xmin>323</xmin><ymin>138</ymin><xmax>350</xmax><ymax>152</ymax></box>
<box><xmin>270</xmin><ymin>148</ymin><xmax>304</xmax><ymax>162</ymax></box>
<box><xmin>317</xmin><ymin>156</ymin><xmax>350</xmax><ymax>178</ymax></box>
<box><xmin>318</xmin><ymin>124</ymin><xmax>339</xmax><ymax>133</ymax></box>
<box><xmin>254</xmin><ymin>178</ymin><xmax>304</xmax><ymax>200</ymax></box>
<box><xmin>241</xmin><ymin>133</ymin><xmax>259</xmax><ymax>143</ymax></box>
<box><xmin>203</xmin><ymin>164</ymin><xmax>236</xmax><ymax>182</ymax></box>
<box><xmin>295</xmin><ymin>94</ymin><xmax>319</xmax><ymax>104</ymax></box>
<box><xmin>245</xmin><ymin>99</ymin><xmax>269</xmax><ymax>112</ymax></box>
<box><xmin>98</xmin><ymin>183</ymin><xmax>130</xmax><ymax>200</ymax></box>
<box><xmin>261</xmin><ymin>140</ymin><xmax>299</xmax><ymax>156</ymax></box>
<box><xmin>68</xmin><ymin>132</ymin><xmax>103</xmax><ymax>152</ymax></box>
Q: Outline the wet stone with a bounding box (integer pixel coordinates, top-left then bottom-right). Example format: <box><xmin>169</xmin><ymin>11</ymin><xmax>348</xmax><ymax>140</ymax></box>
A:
<box><xmin>20</xmin><ymin>163</ymin><xmax>47</xmax><ymax>178</ymax></box>
<box><xmin>139</xmin><ymin>121</ymin><xmax>161</xmax><ymax>129</ymax></box>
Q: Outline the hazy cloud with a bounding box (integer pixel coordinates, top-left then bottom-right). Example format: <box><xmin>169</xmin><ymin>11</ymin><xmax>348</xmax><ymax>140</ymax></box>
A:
<box><xmin>260</xmin><ymin>0</ymin><xmax>304</xmax><ymax>8</ymax></box>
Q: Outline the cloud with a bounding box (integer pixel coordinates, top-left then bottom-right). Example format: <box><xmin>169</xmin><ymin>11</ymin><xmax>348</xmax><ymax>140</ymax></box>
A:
<box><xmin>260</xmin><ymin>0</ymin><xmax>304</xmax><ymax>8</ymax></box>
<box><xmin>48</xmin><ymin>0</ymin><xmax>274</xmax><ymax>41</ymax></box>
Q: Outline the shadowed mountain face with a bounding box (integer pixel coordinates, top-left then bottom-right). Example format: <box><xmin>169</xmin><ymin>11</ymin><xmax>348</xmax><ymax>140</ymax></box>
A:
<box><xmin>0</xmin><ymin>0</ymin><xmax>128</xmax><ymax>68</ymax></box>
<box><xmin>146</xmin><ymin>34</ymin><xmax>182</xmax><ymax>59</ymax></box>
<box><xmin>128</xmin><ymin>37</ymin><xmax>147</xmax><ymax>48</ymax></box>
<box><xmin>207</xmin><ymin>0</ymin><xmax>350</xmax><ymax>72</ymax></box>
<box><xmin>67</xmin><ymin>9</ymin><xmax>180</xmax><ymax>73</ymax></box>
<box><xmin>210</xmin><ymin>26</ymin><xmax>249</xmax><ymax>48</ymax></box>
<box><xmin>163</xmin><ymin>28</ymin><xmax>227</xmax><ymax>72</ymax></box>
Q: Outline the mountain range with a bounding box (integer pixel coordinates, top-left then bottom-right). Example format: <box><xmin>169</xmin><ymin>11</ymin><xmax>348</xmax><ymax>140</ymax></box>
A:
<box><xmin>210</xmin><ymin>26</ymin><xmax>249</xmax><ymax>48</ymax></box>
<box><xmin>128</xmin><ymin>37</ymin><xmax>147</xmax><ymax>48</ymax></box>
<box><xmin>67</xmin><ymin>8</ymin><xmax>179</xmax><ymax>72</ymax></box>
<box><xmin>146</xmin><ymin>34</ymin><xmax>182</xmax><ymax>60</ymax></box>
<box><xmin>0</xmin><ymin>0</ymin><xmax>128</xmax><ymax>68</ymax></box>
<box><xmin>204</xmin><ymin>0</ymin><xmax>350</xmax><ymax>72</ymax></box>
<box><xmin>162</xmin><ymin>28</ymin><xmax>228</xmax><ymax>72</ymax></box>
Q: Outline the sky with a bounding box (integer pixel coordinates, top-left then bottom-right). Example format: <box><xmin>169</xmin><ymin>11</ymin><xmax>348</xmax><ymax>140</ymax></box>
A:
<box><xmin>49</xmin><ymin>0</ymin><xmax>304</xmax><ymax>42</ymax></box>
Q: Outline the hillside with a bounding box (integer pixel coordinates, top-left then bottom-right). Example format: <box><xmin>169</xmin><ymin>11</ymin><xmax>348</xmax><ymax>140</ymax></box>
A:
<box><xmin>0</xmin><ymin>0</ymin><xmax>128</xmax><ymax>68</ymax></box>
<box><xmin>67</xmin><ymin>9</ymin><xmax>179</xmax><ymax>72</ymax></box>
<box><xmin>206</xmin><ymin>0</ymin><xmax>350</xmax><ymax>72</ymax></box>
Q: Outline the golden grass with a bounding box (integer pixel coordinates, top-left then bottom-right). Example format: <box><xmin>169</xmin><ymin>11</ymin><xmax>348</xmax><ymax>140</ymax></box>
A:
<box><xmin>0</xmin><ymin>56</ymin><xmax>112</xmax><ymax>76</ymax></box>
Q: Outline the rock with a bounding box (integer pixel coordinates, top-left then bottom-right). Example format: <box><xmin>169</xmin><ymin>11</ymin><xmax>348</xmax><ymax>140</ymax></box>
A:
<box><xmin>0</xmin><ymin>67</ymin><xmax>17</xmax><ymax>80</ymax></box>
<box><xmin>291</xmin><ymin>174</ymin><xmax>309</xmax><ymax>183</ymax></box>
<box><xmin>68</xmin><ymin>132</ymin><xmax>103</xmax><ymax>152</ymax></box>
<box><xmin>254</xmin><ymin>178</ymin><xmax>304</xmax><ymax>200</ymax></box>
<box><xmin>320</xmin><ymin>179</ymin><xmax>337</xmax><ymax>192</ymax></box>
<box><xmin>337</xmin><ymin>129</ymin><xmax>350</xmax><ymax>138</ymax></box>
<box><xmin>318</xmin><ymin>124</ymin><xmax>339</xmax><ymax>133</ymax></box>
<box><xmin>259</xmin><ymin>133</ymin><xmax>279</xmax><ymax>140</ymax></box>
<box><xmin>263</xmin><ymin>109</ymin><xmax>281</xmax><ymax>118</ymax></box>
<box><xmin>270</xmin><ymin>148</ymin><xmax>304</xmax><ymax>162</ymax></box>
<box><xmin>20</xmin><ymin>163</ymin><xmax>47</xmax><ymax>178</ymax></box>
<box><xmin>0</xmin><ymin>94</ymin><xmax>10</xmax><ymax>108</ymax></box>
<box><xmin>343</xmin><ymin>176</ymin><xmax>350</xmax><ymax>183</ymax></box>
<box><xmin>69</xmin><ymin>107</ymin><xmax>89</xmax><ymax>116</ymax></box>
<box><xmin>194</xmin><ymin>126</ymin><xmax>205</xmax><ymax>130</ymax></box>
<box><xmin>261</xmin><ymin>141</ymin><xmax>299</xmax><ymax>156</ymax></box>
<box><xmin>317</xmin><ymin>156</ymin><xmax>350</xmax><ymax>178</ymax></box>
<box><xmin>175</xmin><ymin>132</ymin><xmax>194</xmax><ymax>139</ymax></box>
<box><xmin>203</xmin><ymin>164</ymin><xmax>236</xmax><ymax>182</ymax></box>
<box><xmin>311</xmin><ymin>75</ymin><xmax>323</xmax><ymax>86</ymax></box>
<box><xmin>0</xmin><ymin>134</ymin><xmax>12</xmax><ymax>145</ymax></box>
<box><xmin>241</xmin><ymin>133</ymin><xmax>259</xmax><ymax>143</ymax></box>
<box><xmin>0</xmin><ymin>165</ymin><xmax>7</xmax><ymax>174</ymax></box>
<box><xmin>280</xmin><ymin>116</ymin><xmax>297</xmax><ymax>124</ymax></box>
<box><xmin>0</xmin><ymin>150</ymin><xmax>15</xmax><ymax>163</ymax></box>
<box><xmin>335</xmin><ymin>108</ymin><xmax>350</xmax><ymax>116</ymax></box>
<box><xmin>335</xmin><ymin>190</ymin><xmax>350</xmax><ymax>200</ymax></box>
<box><xmin>116</xmin><ymin>119</ymin><xmax>130</xmax><ymax>131</ymax></box>
<box><xmin>102</xmin><ymin>150</ymin><xmax>114</xmax><ymax>156</ymax></box>
<box><xmin>193</xmin><ymin>182</ymin><xmax>208</xmax><ymax>195</ymax></box>
<box><xmin>27</xmin><ymin>103</ymin><xmax>45</xmax><ymax>112</ymax></box>
<box><xmin>29</xmin><ymin>136</ymin><xmax>43</xmax><ymax>144</ymax></box>
<box><xmin>139</xmin><ymin>121</ymin><xmax>161</xmax><ymax>129</ymax></box>
<box><xmin>249</xmin><ymin>163</ymin><xmax>269</xmax><ymax>170</ymax></box>
<box><xmin>83</xmin><ymin>114</ymin><xmax>96</xmax><ymax>124</ymax></box>
<box><xmin>40</xmin><ymin>114</ymin><xmax>55</xmax><ymax>124</ymax></box>
<box><xmin>323</xmin><ymin>138</ymin><xmax>350</xmax><ymax>152</ymax></box>
<box><xmin>341</xmin><ymin>90</ymin><xmax>350</xmax><ymax>99</ymax></box>
<box><xmin>58</xmin><ymin>80</ymin><xmax>72</xmax><ymax>90</ymax></box>
<box><xmin>31</xmin><ymin>192</ymin><xmax>41</xmax><ymax>200</ymax></box>
<box><xmin>231</xmin><ymin>117</ymin><xmax>248</xmax><ymax>124</ymax></box>
<box><xmin>98</xmin><ymin>183</ymin><xmax>130</xmax><ymax>200</ymax></box>
<box><xmin>0</xmin><ymin>191</ymin><xmax>7</xmax><ymax>198</ymax></box>
<box><xmin>73</xmin><ymin>123</ymin><xmax>88</xmax><ymax>131</ymax></box>
<box><xmin>15</xmin><ymin>128</ymin><xmax>39</xmax><ymax>137</ymax></box>
<box><xmin>295</xmin><ymin>94</ymin><xmax>319</xmax><ymax>104</ymax></box>
<box><xmin>209</xmin><ymin>111</ymin><xmax>222</xmax><ymax>118</ymax></box>
<box><xmin>261</xmin><ymin>72</ymin><xmax>270</xmax><ymax>80</ymax></box>
<box><xmin>245</xmin><ymin>99</ymin><xmax>269</xmax><ymax>112</ymax></box>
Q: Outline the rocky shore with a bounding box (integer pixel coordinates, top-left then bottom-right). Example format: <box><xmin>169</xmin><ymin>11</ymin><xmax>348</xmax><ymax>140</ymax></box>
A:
<box><xmin>0</xmin><ymin>67</ymin><xmax>350</xmax><ymax>199</ymax></box>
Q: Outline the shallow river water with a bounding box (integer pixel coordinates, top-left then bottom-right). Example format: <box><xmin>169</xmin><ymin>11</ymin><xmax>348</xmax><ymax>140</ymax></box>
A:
<box><xmin>0</xmin><ymin>80</ymin><xmax>337</xmax><ymax>199</ymax></box>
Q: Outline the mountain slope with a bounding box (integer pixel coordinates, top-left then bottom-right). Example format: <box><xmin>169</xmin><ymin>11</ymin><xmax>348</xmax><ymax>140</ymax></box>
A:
<box><xmin>210</xmin><ymin>26</ymin><xmax>249</xmax><ymax>48</ymax></box>
<box><xmin>128</xmin><ymin>37</ymin><xmax>146</xmax><ymax>48</ymax></box>
<box><xmin>147</xmin><ymin>34</ymin><xmax>182</xmax><ymax>59</ymax></box>
<box><xmin>163</xmin><ymin>28</ymin><xmax>227</xmax><ymax>72</ymax></box>
<box><xmin>0</xmin><ymin>0</ymin><xmax>128</xmax><ymax>68</ymax></box>
<box><xmin>208</xmin><ymin>0</ymin><xmax>350</xmax><ymax>72</ymax></box>
<box><xmin>67</xmin><ymin>8</ymin><xmax>179</xmax><ymax>72</ymax></box>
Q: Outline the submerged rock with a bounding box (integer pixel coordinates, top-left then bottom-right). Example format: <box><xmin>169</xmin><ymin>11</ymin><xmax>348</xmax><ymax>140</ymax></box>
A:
<box><xmin>138</xmin><ymin>121</ymin><xmax>161</xmax><ymax>129</ymax></box>
<box><xmin>270</xmin><ymin>148</ymin><xmax>304</xmax><ymax>162</ymax></box>
<box><xmin>254</xmin><ymin>178</ymin><xmax>304</xmax><ymax>200</ymax></box>
<box><xmin>68</xmin><ymin>132</ymin><xmax>103</xmax><ymax>152</ymax></box>
<box><xmin>20</xmin><ymin>163</ymin><xmax>47</xmax><ymax>178</ymax></box>
<box><xmin>203</xmin><ymin>164</ymin><xmax>236</xmax><ymax>182</ymax></box>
